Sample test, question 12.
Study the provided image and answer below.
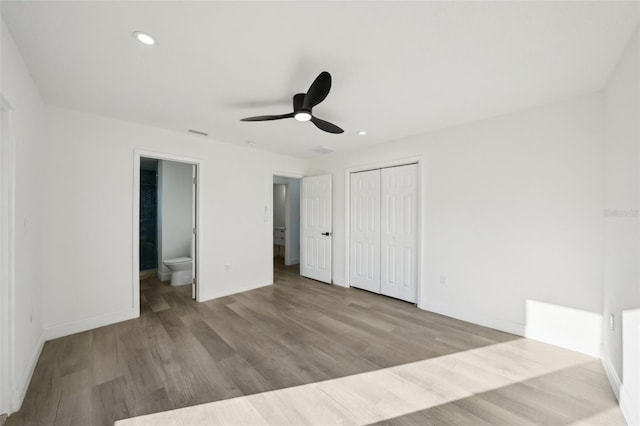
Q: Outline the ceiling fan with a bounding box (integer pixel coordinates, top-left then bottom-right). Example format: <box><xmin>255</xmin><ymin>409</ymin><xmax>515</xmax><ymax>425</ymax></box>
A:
<box><xmin>240</xmin><ymin>71</ymin><xmax>344</xmax><ymax>134</ymax></box>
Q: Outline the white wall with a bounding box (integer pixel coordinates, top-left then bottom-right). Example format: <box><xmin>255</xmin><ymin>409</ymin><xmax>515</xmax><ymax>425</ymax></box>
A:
<box><xmin>603</xmin><ymin>26</ymin><xmax>640</xmax><ymax>425</ymax></box>
<box><xmin>307</xmin><ymin>93</ymin><xmax>604</xmax><ymax>356</ymax></box>
<box><xmin>285</xmin><ymin>179</ymin><xmax>300</xmax><ymax>265</ymax></box>
<box><xmin>0</xmin><ymin>19</ymin><xmax>45</xmax><ymax>413</ymax></box>
<box><xmin>273</xmin><ymin>184</ymin><xmax>286</xmax><ymax>229</ymax></box>
<box><xmin>40</xmin><ymin>105</ymin><xmax>306</xmax><ymax>338</ymax></box>
<box><xmin>158</xmin><ymin>160</ymin><xmax>193</xmax><ymax>280</ymax></box>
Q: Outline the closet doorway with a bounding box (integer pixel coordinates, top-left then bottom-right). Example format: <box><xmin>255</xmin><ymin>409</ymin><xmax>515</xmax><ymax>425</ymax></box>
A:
<box><xmin>348</xmin><ymin>162</ymin><xmax>419</xmax><ymax>303</ymax></box>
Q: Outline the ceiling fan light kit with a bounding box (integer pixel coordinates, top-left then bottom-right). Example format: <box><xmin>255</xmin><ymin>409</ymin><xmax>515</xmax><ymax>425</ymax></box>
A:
<box><xmin>294</xmin><ymin>111</ymin><xmax>312</xmax><ymax>122</ymax></box>
<box><xmin>241</xmin><ymin>71</ymin><xmax>344</xmax><ymax>134</ymax></box>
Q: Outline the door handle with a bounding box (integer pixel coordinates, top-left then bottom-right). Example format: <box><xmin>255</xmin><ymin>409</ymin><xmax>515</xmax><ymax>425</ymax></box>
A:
<box><xmin>321</xmin><ymin>232</ymin><xmax>332</xmax><ymax>236</ymax></box>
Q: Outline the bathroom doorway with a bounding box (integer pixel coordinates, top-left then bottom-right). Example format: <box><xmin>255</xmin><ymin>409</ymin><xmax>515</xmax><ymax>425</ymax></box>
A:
<box><xmin>273</xmin><ymin>175</ymin><xmax>301</xmax><ymax>277</ymax></box>
<box><xmin>133</xmin><ymin>151</ymin><xmax>203</xmax><ymax>316</ymax></box>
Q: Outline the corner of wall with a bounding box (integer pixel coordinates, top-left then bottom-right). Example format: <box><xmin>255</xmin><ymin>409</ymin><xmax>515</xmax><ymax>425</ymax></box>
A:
<box><xmin>11</xmin><ymin>330</ymin><xmax>44</xmax><ymax>413</ymax></box>
<box><xmin>44</xmin><ymin>309</ymin><xmax>137</xmax><ymax>341</ymax></box>
<box><xmin>620</xmin><ymin>385</ymin><xmax>640</xmax><ymax>426</ymax></box>
<box><xmin>601</xmin><ymin>346</ymin><xmax>622</xmax><ymax>399</ymax></box>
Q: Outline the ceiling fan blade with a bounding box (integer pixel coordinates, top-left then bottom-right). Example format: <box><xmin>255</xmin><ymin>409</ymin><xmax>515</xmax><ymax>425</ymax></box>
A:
<box><xmin>310</xmin><ymin>116</ymin><xmax>344</xmax><ymax>134</ymax></box>
<box><xmin>303</xmin><ymin>72</ymin><xmax>332</xmax><ymax>109</ymax></box>
<box><xmin>293</xmin><ymin>93</ymin><xmax>305</xmax><ymax>111</ymax></box>
<box><xmin>240</xmin><ymin>113</ymin><xmax>294</xmax><ymax>121</ymax></box>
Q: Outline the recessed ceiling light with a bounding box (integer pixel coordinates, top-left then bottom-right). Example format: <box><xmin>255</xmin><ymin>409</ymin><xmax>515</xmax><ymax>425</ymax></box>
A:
<box><xmin>358</xmin><ymin>130</ymin><xmax>367</xmax><ymax>135</ymax></box>
<box><xmin>133</xmin><ymin>31</ymin><xmax>156</xmax><ymax>46</ymax></box>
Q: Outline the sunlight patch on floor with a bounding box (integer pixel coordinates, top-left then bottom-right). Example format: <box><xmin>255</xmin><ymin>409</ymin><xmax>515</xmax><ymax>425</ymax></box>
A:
<box><xmin>115</xmin><ymin>338</ymin><xmax>618</xmax><ymax>425</ymax></box>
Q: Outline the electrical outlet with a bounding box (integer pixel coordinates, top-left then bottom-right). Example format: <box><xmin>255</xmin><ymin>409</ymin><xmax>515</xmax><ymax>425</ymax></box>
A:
<box><xmin>439</xmin><ymin>275</ymin><xmax>447</xmax><ymax>285</ymax></box>
<box><xmin>224</xmin><ymin>264</ymin><xmax>230</xmax><ymax>271</ymax></box>
<box><xmin>609</xmin><ymin>313</ymin><xmax>614</xmax><ymax>331</ymax></box>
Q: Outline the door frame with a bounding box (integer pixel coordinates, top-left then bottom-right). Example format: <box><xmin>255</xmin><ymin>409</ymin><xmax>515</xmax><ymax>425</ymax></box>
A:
<box><xmin>133</xmin><ymin>150</ymin><xmax>205</xmax><ymax>315</ymax></box>
<box><xmin>268</xmin><ymin>170</ymin><xmax>304</xmax><ymax>284</ymax></box>
<box><xmin>344</xmin><ymin>156</ymin><xmax>423</xmax><ymax>304</ymax></box>
<box><xmin>0</xmin><ymin>96</ymin><xmax>16</xmax><ymax>414</ymax></box>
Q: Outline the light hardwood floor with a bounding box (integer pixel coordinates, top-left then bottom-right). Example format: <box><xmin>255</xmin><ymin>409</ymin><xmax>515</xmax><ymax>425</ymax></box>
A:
<box><xmin>7</xmin><ymin>260</ymin><xmax>625</xmax><ymax>425</ymax></box>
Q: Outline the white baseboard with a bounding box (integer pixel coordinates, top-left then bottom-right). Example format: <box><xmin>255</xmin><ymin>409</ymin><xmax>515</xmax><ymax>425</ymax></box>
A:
<box><xmin>601</xmin><ymin>348</ymin><xmax>639</xmax><ymax>426</ymax></box>
<box><xmin>12</xmin><ymin>331</ymin><xmax>45</xmax><ymax>413</ymax></box>
<box><xmin>419</xmin><ymin>300</ymin><xmax>525</xmax><ymax>337</ymax></box>
<box><xmin>620</xmin><ymin>384</ymin><xmax>640</xmax><ymax>426</ymax></box>
<box><xmin>200</xmin><ymin>281</ymin><xmax>272</xmax><ymax>301</ymax></box>
<box><xmin>44</xmin><ymin>309</ymin><xmax>137</xmax><ymax>341</ymax></box>
<box><xmin>284</xmin><ymin>258</ymin><xmax>299</xmax><ymax>266</ymax></box>
<box><xmin>601</xmin><ymin>348</ymin><xmax>622</xmax><ymax>399</ymax></box>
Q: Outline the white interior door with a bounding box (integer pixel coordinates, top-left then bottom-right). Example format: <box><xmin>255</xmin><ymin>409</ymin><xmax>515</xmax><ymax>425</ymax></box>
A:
<box><xmin>380</xmin><ymin>164</ymin><xmax>418</xmax><ymax>303</ymax></box>
<box><xmin>350</xmin><ymin>169</ymin><xmax>381</xmax><ymax>293</ymax></box>
<box><xmin>301</xmin><ymin>174</ymin><xmax>332</xmax><ymax>283</ymax></box>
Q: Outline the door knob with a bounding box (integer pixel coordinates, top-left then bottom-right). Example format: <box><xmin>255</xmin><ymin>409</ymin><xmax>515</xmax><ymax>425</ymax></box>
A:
<box><xmin>321</xmin><ymin>232</ymin><xmax>332</xmax><ymax>236</ymax></box>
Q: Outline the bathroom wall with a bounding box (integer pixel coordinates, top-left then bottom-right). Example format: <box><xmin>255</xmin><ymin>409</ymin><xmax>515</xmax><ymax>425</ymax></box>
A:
<box><xmin>273</xmin><ymin>184</ymin><xmax>286</xmax><ymax>229</ymax></box>
<box><xmin>139</xmin><ymin>169</ymin><xmax>158</xmax><ymax>271</ymax></box>
<box><xmin>158</xmin><ymin>160</ymin><xmax>194</xmax><ymax>281</ymax></box>
<box><xmin>284</xmin><ymin>179</ymin><xmax>301</xmax><ymax>266</ymax></box>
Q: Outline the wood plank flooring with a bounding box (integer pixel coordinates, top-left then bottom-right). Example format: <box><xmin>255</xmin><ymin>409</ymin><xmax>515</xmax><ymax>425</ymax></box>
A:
<box><xmin>7</xmin><ymin>260</ymin><xmax>624</xmax><ymax>425</ymax></box>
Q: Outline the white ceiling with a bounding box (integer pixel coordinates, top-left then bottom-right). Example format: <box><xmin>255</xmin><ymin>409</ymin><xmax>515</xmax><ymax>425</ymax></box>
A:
<box><xmin>2</xmin><ymin>1</ymin><xmax>638</xmax><ymax>158</ymax></box>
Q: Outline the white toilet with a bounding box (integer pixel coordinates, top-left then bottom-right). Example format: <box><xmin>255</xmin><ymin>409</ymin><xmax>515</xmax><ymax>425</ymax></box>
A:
<box><xmin>163</xmin><ymin>257</ymin><xmax>193</xmax><ymax>286</ymax></box>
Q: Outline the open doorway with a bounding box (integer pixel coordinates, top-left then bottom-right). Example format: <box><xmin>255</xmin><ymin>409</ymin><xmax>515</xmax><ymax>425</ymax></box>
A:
<box><xmin>133</xmin><ymin>151</ymin><xmax>203</xmax><ymax>317</ymax></box>
<box><xmin>273</xmin><ymin>175</ymin><xmax>301</xmax><ymax>278</ymax></box>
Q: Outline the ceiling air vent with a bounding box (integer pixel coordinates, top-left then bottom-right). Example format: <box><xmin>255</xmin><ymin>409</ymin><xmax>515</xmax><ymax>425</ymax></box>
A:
<box><xmin>188</xmin><ymin>129</ymin><xmax>208</xmax><ymax>137</ymax></box>
<box><xmin>314</xmin><ymin>146</ymin><xmax>334</xmax><ymax>154</ymax></box>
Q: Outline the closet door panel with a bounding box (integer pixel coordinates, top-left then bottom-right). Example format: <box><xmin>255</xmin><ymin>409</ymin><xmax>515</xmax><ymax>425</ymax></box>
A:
<box><xmin>381</xmin><ymin>164</ymin><xmax>418</xmax><ymax>303</ymax></box>
<box><xmin>349</xmin><ymin>169</ymin><xmax>381</xmax><ymax>292</ymax></box>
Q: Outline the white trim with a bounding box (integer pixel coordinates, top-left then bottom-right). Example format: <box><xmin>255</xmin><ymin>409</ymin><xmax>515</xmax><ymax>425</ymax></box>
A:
<box><xmin>12</xmin><ymin>331</ymin><xmax>44</xmax><ymax>413</ymax></box>
<box><xmin>269</xmin><ymin>170</ymin><xmax>304</xmax><ymax>284</ymax></box>
<box><xmin>620</xmin><ymin>384</ymin><xmax>639</xmax><ymax>426</ymax></box>
<box><xmin>284</xmin><ymin>183</ymin><xmax>291</xmax><ymax>265</ymax></box>
<box><xmin>13</xmin><ymin>332</ymin><xmax>44</xmax><ymax>409</ymax></box>
<box><xmin>45</xmin><ymin>309</ymin><xmax>137</xmax><ymax>341</ymax></box>
<box><xmin>601</xmin><ymin>347</ymin><xmax>622</xmax><ymax>400</ymax></box>
<box><xmin>134</xmin><ymin>150</ymin><xmax>205</xmax><ymax>313</ymax></box>
<box><xmin>420</xmin><ymin>300</ymin><xmax>525</xmax><ymax>337</ymax></box>
<box><xmin>0</xmin><ymin>97</ymin><xmax>16</xmax><ymax>415</ymax></box>
<box><xmin>201</xmin><ymin>281</ymin><xmax>271</xmax><ymax>301</ymax></box>
<box><xmin>344</xmin><ymin>156</ymin><xmax>423</xmax><ymax>305</ymax></box>
<box><xmin>600</xmin><ymin>347</ymin><xmax>639</xmax><ymax>426</ymax></box>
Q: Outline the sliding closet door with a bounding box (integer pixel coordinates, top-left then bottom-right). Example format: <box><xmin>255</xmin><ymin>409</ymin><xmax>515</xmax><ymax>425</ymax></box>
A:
<box><xmin>380</xmin><ymin>164</ymin><xmax>418</xmax><ymax>303</ymax></box>
<box><xmin>350</xmin><ymin>169</ymin><xmax>381</xmax><ymax>293</ymax></box>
